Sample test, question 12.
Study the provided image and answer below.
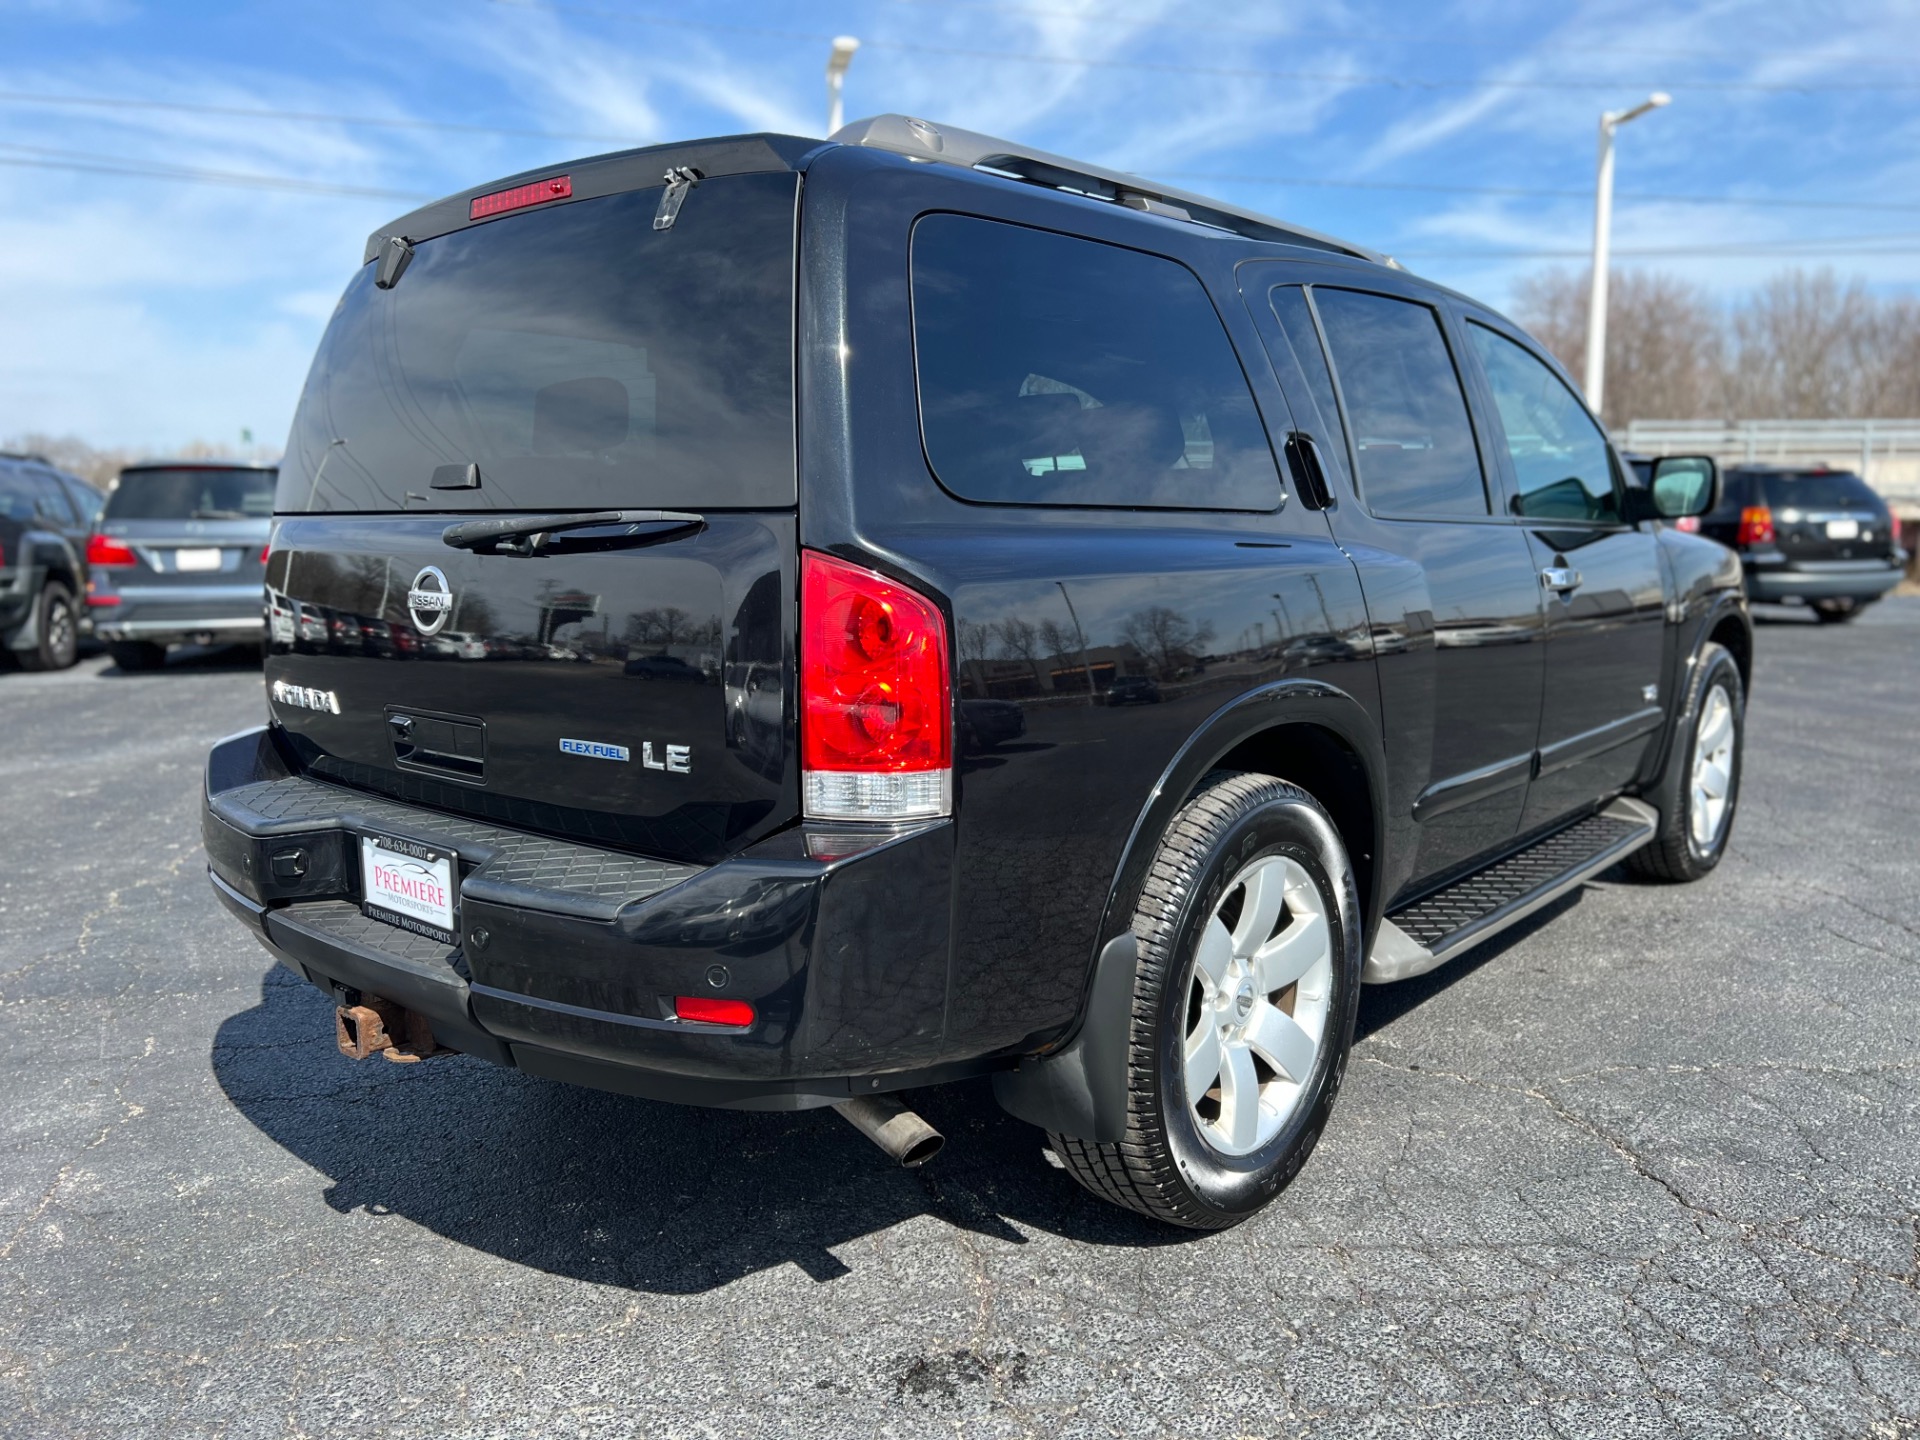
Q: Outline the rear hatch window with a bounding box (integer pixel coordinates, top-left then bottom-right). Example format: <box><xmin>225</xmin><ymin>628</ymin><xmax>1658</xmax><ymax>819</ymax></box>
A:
<box><xmin>278</xmin><ymin>171</ymin><xmax>799</xmax><ymax>515</ymax></box>
<box><xmin>106</xmin><ymin>468</ymin><xmax>276</xmax><ymax>521</ymax></box>
<box><xmin>1759</xmin><ymin>471</ymin><xmax>1894</xmax><ymax>560</ymax></box>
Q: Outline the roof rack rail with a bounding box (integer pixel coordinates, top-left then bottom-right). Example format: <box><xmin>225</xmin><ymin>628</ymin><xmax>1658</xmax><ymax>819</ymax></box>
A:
<box><xmin>0</xmin><ymin>451</ymin><xmax>52</xmax><ymax>466</ymax></box>
<box><xmin>830</xmin><ymin>114</ymin><xmax>1394</xmax><ymax>268</ymax></box>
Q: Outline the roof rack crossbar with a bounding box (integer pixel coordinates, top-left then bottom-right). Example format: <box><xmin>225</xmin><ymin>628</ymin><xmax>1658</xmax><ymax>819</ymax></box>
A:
<box><xmin>830</xmin><ymin>114</ymin><xmax>1391</xmax><ymax>267</ymax></box>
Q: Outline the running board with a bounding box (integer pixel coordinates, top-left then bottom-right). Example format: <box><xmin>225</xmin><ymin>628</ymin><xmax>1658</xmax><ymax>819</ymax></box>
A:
<box><xmin>1364</xmin><ymin>797</ymin><xmax>1658</xmax><ymax>983</ymax></box>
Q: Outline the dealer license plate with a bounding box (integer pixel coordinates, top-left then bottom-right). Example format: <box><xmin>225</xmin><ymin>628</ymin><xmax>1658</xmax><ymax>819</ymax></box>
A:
<box><xmin>360</xmin><ymin>834</ymin><xmax>457</xmax><ymax>944</ymax></box>
<box><xmin>175</xmin><ymin>547</ymin><xmax>222</xmax><ymax>571</ymax></box>
<box><xmin>1825</xmin><ymin>519</ymin><xmax>1860</xmax><ymax>540</ymax></box>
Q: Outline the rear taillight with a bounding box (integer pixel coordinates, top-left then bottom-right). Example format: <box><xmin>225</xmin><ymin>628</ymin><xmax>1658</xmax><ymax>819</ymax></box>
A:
<box><xmin>259</xmin><ymin>544</ymin><xmax>271</xmax><ymax>565</ymax></box>
<box><xmin>1736</xmin><ymin>506</ymin><xmax>1775</xmax><ymax>546</ymax></box>
<box><xmin>674</xmin><ymin>995</ymin><xmax>754</xmax><ymax>1027</ymax></box>
<box><xmin>87</xmin><ymin>533</ymin><xmax>137</xmax><ymax>567</ymax></box>
<box><xmin>800</xmin><ymin>550</ymin><xmax>952</xmax><ymax>821</ymax></box>
<box><xmin>1673</xmin><ymin>515</ymin><xmax>1700</xmax><ymax>533</ymax></box>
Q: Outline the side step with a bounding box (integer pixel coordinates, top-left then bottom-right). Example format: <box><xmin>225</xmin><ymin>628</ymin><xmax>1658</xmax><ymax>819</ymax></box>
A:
<box><xmin>1364</xmin><ymin>797</ymin><xmax>1658</xmax><ymax>983</ymax></box>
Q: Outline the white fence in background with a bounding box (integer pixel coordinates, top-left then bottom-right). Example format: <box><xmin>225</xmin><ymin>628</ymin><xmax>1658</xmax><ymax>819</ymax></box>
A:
<box><xmin>1615</xmin><ymin>420</ymin><xmax>1920</xmax><ymax>512</ymax></box>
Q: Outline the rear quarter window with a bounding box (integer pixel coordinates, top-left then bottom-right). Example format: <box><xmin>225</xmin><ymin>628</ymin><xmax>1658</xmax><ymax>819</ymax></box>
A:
<box><xmin>910</xmin><ymin>214</ymin><xmax>1281</xmax><ymax>510</ymax></box>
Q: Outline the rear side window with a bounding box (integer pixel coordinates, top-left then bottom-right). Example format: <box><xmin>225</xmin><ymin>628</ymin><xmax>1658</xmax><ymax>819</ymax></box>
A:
<box><xmin>279</xmin><ymin>172</ymin><xmax>799</xmax><ymax>514</ymax></box>
<box><xmin>106</xmin><ymin>468</ymin><xmax>277</xmax><ymax>520</ymax></box>
<box><xmin>1467</xmin><ymin>323</ymin><xmax>1620</xmax><ymax>524</ymax></box>
<box><xmin>911</xmin><ymin>215</ymin><xmax>1281</xmax><ymax>510</ymax></box>
<box><xmin>0</xmin><ymin>468</ymin><xmax>38</xmax><ymax>522</ymax></box>
<box><xmin>1267</xmin><ymin>286</ymin><xmax>1352</xmax><ymax>490</ymax></box>
<box><xmin>1310</xmin><ymin>288</ymin><xmax>1488</xmax><ymax>518</ymax></box>
<box><xmin>1761</xmin><ymin>471</ymin><xmax>1881</xmax><ymax>511</ymax></box>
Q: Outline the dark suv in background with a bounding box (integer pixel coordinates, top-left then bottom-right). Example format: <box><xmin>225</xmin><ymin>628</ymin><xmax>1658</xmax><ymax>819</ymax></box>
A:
<box><xmin>202</xmin><ymin>117</ymin><xmax>1748</xmax><ymax>1230</ymax></box>
<box><xmin>1694</xmin><ymin>465</ymin><xmax>1906</xmax><ymax>622</ymax></box>
<box><xmin>0</xmin><ymin>451</ymin><xmax>99</xmax><ymax>671</ymax></box>
<box><xmin>88</xmin><ymin>461</ymin><xmax>276</xmax><ymax>669</ymax></box>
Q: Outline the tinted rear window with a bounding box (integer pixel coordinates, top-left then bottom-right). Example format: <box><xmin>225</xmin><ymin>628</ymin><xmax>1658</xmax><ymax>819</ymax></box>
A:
<box><xmin>278</xmin><ymin>172</ymin><xmax>798</xmax><ymax>515</ymax></box>
<box><xmin>911</xmin><ymin>215</ymin><xmax>1281</xmax><ymax>510</ymax></box>
<box><xmin>105</xmin><ymin>468</ymin><xmax>276</xmax><ymax>520</ymax></box>
<box><xmin>1758</xmin><ymin>471</ymin><xmax>1881</xmax><ymax>511</ymax></box>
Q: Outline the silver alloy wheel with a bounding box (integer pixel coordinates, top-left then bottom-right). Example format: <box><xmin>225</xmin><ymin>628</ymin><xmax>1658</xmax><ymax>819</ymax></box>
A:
<box><xmin>46</xmin><ymin>595</ymin><xmax>74</xmax><ymax>664</ymax></box>
<box><xmin>1689</xmin><ymin>682</ymin><xmax>1736</xmax><ymax>849</ymax></box>
<box><xmin>1181</xmin><ymin>853</ymin><xmax>1334</xmax><ymax>1157</ymax></box>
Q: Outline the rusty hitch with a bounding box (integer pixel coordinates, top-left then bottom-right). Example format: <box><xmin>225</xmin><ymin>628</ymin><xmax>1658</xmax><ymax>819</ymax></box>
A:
<box><xmin>335</xmin><ymin>1000</ymin><xmax>452</xmax><ymax>1064</ymax></box>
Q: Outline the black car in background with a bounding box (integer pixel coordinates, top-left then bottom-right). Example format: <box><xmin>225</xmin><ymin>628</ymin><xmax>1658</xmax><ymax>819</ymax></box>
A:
<box><xmin>0</xmin><ymin>452</ymin><xmax>96</xmax><ymax>671</ymax></box>
<box><xmin>1106</xmin><ymin>674</ymin><xmax>1162</xmax><ymax>706</ymax></box>
<box><xmin>88</xmin><ymin>462</ymin><xmax>276</xmax><ymax>669</ymax></box>
<box><xmin>1695</xmin><ymin>465</ymin><xmax>1906</xmax><ymax>622</ymax></box>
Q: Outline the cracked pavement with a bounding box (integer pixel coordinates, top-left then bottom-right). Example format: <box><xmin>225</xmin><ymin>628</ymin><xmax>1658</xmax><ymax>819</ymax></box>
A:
<box><xmin>2</xmin><ymin>603</ymin><xmax>1917</xmax><ymax>1439</ymax></box>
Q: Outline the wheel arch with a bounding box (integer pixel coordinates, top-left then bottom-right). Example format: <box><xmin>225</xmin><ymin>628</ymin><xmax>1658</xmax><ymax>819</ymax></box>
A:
<box><xmin>993</xmin><ymin>679</ymin><xmax>1387</xmax><ymax>1144</ymax></box>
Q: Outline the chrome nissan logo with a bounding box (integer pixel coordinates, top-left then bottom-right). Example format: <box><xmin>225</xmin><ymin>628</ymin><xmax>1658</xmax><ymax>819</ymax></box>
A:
<box><xmin>406</xmin><ymin>565</ymin><xmax>453</xmax><ymax>636</ymax></box>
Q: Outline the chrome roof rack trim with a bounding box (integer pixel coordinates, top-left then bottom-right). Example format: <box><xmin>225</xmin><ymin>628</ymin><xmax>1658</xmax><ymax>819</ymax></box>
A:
<box><xmin>830</xmin><ymin>114</ymin><xmax>1395</xmax><ymax>268</ymax></box>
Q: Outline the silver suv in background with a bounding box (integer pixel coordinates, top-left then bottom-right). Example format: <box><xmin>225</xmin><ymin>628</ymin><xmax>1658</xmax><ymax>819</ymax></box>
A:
<box><xmin>88</xmin><ymin>462</ymin><xmax>275</xmax><ymax>670</ymax></box>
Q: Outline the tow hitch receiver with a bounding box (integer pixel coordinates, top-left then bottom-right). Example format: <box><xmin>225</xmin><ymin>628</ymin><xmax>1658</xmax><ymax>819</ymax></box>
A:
<box><xmin>335</xmin><ymin>1000</ymin><xmax>451</xmax><ymax>1064</ymax></box>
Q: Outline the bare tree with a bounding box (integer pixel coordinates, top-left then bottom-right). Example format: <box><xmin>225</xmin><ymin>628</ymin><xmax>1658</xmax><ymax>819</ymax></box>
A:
<box><xmin>1120</xmin><ymin>606</ymin><xmax>1216</xmax><ymax>679</ymax></box>
<box><xmin>1510</xmin><ymin>268</ymin><xmax>1723</xmax><ymax>426</ymax></box>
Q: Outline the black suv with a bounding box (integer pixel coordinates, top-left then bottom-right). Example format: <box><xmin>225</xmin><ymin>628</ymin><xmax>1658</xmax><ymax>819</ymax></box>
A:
<box><xmin>202</xmin><ymin>118</ymin><xmax>1749</xmax><ymax>1229</ymax></box>
<box><xmin>0</xmin><ymin>452</ymin><xmax>98</xmax><ymax>671</ymax></box>
<box><xmin>1697</xmin><ymin>464</ymin><xmax>1905</xmax><ymax>622</ymax></box>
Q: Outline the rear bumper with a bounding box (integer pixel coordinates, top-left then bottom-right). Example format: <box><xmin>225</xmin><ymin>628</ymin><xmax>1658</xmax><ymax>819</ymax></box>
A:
<box><xmin>92</xmin><ymin>582</ymin><xmax>262</xmax><ymax>643</ymax></box>
<box><xmin>202</xmin><ymin>726</ymin><xmax>972</xmax><ymax>1109</ymax></box>
<box><xmin>1744</xmin><ymin>559</ymin><xmax>1904</xmax><ymax>603</ymax></box>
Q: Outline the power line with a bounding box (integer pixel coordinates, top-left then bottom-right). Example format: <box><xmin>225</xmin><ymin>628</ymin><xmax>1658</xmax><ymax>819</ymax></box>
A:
<box><xmin>1158</xmin><ymin>172</ymin><xmax>1920</xmax><ymax>215</ymax></box>
<box><xmin>491</xmin><ymin>0</ymin><xmax>1920</xmax><ymax>94</ymax></box>
<box><xmin>1399</xmin><ymin>233</ymin><xmax>1920</xmax><ymax>261</ymax></box>
<box><xmin>875</xmin><ymin>0</ymin><xmax>1920</xmax><ymax>68</ymax></box>
<box><xmin>0</xmin><ymin>89</ymin><xmax>642</xmax><ymax>146</ymax></box>
<box><xmin>0</xmin><ymin>143</ymin><xmax>430</xmax><ymax>200</ymax></box>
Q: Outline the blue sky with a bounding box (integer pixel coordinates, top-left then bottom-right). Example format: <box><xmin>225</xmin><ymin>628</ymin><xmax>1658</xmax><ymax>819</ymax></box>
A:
<box><xmin>2</xmin><ymin>0</ymin><xmax>1917</xmax><ymax>451</ymax></box>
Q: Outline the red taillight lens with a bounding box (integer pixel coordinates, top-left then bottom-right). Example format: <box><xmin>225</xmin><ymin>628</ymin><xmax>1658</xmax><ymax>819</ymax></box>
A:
<box><xmin>1736</xmin><ymin>506</ymin><xmax>1775</xmax><ymax>546</ymax></box>
<box><xmin>259</xmin><ymin>544</ymin><xmax>271</xmax><ymax>565</ymax></box>
<box><xmin>800</xmin><ymin>551</ymin><xmax>952</xmax><ymax>820</ymax></box>
<box><xmin>674</xmin><ymin>995</ymin><xmax>754</xmax><ymax>1027</ymax></box>
<box><xmin>469</xmin><ymin>174</ymin><xmax>571</xmax><ymax>221</ymax></box>
<box><xmin>87</xmin><ymin>533</ymin><xmax>137</xmax><ymax>566</ymax></box>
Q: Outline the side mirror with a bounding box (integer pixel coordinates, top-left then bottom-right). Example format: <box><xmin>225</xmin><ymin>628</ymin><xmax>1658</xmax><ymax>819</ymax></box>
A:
<box><xmin>1646</xmin><ymin>455</ymin><xmax>1719</xmax><ymax>520</ymax></box>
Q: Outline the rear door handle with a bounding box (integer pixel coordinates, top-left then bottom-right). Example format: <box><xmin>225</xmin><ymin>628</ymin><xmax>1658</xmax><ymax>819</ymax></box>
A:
<box><xmin>1284</xmin><ymin>432</ymin><xmax>1334</xmax><ymax>510</ymax></box>
<box><xmin>1540</xmin><ymin>566</ymin><xmax>1582</xmax><ymax>593</ymax></box>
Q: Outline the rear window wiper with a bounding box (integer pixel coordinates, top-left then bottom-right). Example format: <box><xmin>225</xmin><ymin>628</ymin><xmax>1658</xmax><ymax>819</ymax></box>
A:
<box><xmin>440</xmin><ymin>509</ymin><xmax>704</xmax><ymax>555</ymax></box>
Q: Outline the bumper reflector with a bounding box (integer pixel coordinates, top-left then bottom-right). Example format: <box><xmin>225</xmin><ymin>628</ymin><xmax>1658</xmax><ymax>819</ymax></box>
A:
<box><xmin>674</xmin><ymin>995</ymin><xmax>754</xmax><ymax>1027</ymax></box>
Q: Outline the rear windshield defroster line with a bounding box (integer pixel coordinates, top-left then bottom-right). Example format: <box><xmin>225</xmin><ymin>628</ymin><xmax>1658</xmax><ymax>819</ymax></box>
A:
<box><xmin>278</xmin><ymin>171</ymin><xmax>800</xmax><ymax>516</ymax></box>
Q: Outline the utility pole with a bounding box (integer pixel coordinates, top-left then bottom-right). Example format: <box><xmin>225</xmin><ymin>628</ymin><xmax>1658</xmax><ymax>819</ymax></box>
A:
<box><xmin>1056</xmin><ymin>580</ymin><xmax>1099</xmax><ymax>707</ymax></box>
<box><xmin>826</xmin><ymin>36</ymin><xmax>860</xmax><ymax>136</ymax></box>
<box><xmin>1584</xmin><ymin>92</ymin><xmax>1669</xmax><ymax>419</ymax></box>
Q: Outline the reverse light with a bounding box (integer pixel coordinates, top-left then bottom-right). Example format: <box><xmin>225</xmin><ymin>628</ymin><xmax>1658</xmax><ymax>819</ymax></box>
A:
<box><xmin>800</xmin><ymin>550</ymin><xmax>952</xmax><ymax>821</ymax></box>
<box><xmin>469</xmin><ymin>174</ymin><xmax>572</xmax><ymax>221</ymax></box>
<box><xmin>87</xmin><ymin>533</ymin><xmax>137</xmax><ymax>567</ymax></box>
<box><xmin>674</xmin><ymin>995</ymin><xmax>754</xmax><ymax>1027</ymax></box>
<box><xmin>1736</xmin><ymin>506</ymin><xmax>1775</xmax><ymax>547</ymax></box>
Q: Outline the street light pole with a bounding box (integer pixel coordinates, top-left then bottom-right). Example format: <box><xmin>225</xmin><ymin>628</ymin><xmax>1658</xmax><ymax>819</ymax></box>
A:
<box><xmin>826</xmin><ymin>36</ymin><xmax>860</xmax><ymax>137</ymax></box>
<box><xmin>1583</xmin><ymin>92</ymin><xmax>1669</xmax><ymax>420</ymax></box>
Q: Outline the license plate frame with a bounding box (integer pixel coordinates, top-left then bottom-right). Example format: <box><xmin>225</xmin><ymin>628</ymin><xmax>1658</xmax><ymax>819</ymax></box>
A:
<box><xmin>1825</xmin><ymin>519</ymin><xmax>1860</xmax><ymax>541</ymax></box>
<box><xmin>359</xmin><ymin>833</ymin><xmax>458</xmax><ymax>945</ymax></box>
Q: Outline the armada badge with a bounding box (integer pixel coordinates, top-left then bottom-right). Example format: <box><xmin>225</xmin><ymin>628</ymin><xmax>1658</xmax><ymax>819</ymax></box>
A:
<box><xmin>407</xmin><ymin>565</ymin><xmax>453</xmax><ymax>635</ymax></box>
<box><xmin>271</xmin><ymin>679</ymin><xmax>341</xmax><ymax>715</ymax></box>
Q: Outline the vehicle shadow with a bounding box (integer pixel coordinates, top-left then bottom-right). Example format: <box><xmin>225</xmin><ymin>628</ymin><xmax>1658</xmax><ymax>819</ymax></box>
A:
<box><xmin>212</xmin><ymin>964</ymin><xmax>1196</xmax><ymax>1293</ymax></box>
<box><xmin>1356</xmin><ymin>888</ymin><xmax>1583</xmax><ymax>1041</ymax></box>
<box><xmin>95</xmin><ymin>643</ymin><xmax>262</xmax><ymax>677</ymax></box>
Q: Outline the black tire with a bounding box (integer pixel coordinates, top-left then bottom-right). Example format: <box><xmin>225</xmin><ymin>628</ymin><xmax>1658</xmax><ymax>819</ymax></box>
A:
<box><xmin>1050</xmin><ymin>771</ymin><xmax>1362</xmax><ymax>1230</ymax></box>
<box><xmin>1625</xmin><ymin>642</ymin><xmax>1744</xmax><ymax>883</ymax></box>
<box><xmin>1811</xmin><ymin>599</ymin><xmax>1866</xmax><ymax>624</ymax></box>
<box><xmin>108</xmin><ymin>641</ymin><xmax>168</xmax><ymax>672</ymax></box>
<box><xmin>15</xmin><ymin>582</ymin><xmax>79</xmax><ymax>671</ymax></box>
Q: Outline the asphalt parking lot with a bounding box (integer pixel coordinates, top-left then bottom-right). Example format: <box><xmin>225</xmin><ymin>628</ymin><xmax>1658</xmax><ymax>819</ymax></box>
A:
<box><xmin>2</xmin><ymin>602</ymin><xmax>1916</xmax><ymax>1440</ymax></box>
